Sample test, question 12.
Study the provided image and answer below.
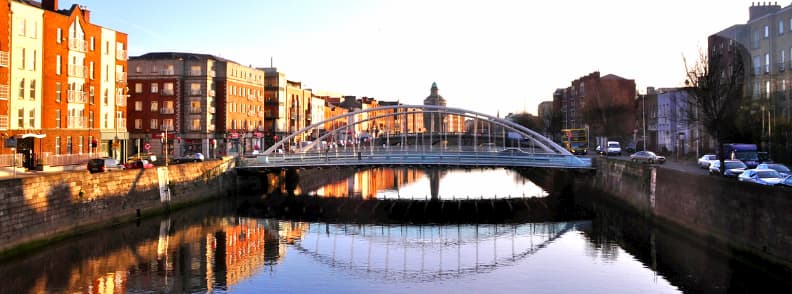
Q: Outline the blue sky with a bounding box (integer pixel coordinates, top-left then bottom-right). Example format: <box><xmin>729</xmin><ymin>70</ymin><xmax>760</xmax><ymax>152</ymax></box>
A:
<box><xmin>65</xmin><ymin>0</ymin><xmax>749</xmax><ymax>116</ymax></box>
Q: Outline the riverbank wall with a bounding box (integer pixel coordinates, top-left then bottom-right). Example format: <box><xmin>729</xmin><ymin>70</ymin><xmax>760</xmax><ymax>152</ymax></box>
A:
<box><xmin>0</xmin><ymin>157</ymin><xmax>242</xmax><ymax>255</ymax></box>
<box><xmin>579</xmin><ymin>157</ymin><xmax>792</xmax><ymax>269</ymax></box>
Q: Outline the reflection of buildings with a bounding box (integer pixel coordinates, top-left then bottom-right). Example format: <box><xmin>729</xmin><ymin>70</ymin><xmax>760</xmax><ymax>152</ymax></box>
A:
<box><xmin>317</xmin><ymin>168</ymin><xmax>424</xmax><ymax>199</ymax></box>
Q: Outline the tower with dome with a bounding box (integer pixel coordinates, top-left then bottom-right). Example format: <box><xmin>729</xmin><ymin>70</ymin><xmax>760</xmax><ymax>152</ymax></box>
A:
<box><xmin>423</xmin><ymin>82</ymin><xmax>447</xmax><ymax>133</ymax></box>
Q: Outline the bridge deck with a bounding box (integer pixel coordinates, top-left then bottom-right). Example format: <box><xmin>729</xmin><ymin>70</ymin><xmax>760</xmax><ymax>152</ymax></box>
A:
<box><xmin>239</xmin><ymin>149</ymin><xmax>592</xmax><ymax>170</ymax></box>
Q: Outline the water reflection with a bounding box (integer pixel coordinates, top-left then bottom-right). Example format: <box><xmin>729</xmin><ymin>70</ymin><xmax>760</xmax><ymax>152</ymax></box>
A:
<box><xmin>308</xmin><ymin>168</ymin><xmax>548</xmax><ymax>200</ymax></box>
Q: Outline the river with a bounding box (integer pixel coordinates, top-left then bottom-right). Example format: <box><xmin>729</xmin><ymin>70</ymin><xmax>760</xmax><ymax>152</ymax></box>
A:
<box><xmin>0</xmin><ymin>167</ymin><xmax>789</xmax><ymax>293</ymax></box>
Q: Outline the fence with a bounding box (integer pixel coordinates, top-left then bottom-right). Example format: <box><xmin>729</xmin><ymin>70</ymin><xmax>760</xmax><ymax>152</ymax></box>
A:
<box><xmin>0</xmin><ymin>152</ymin><xmax>108</xmax><ymax>167</ymax></box>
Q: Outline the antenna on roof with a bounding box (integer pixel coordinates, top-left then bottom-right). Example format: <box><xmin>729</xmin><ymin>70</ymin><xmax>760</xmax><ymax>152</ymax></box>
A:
<box><xmin>270</xmin><ymin>56</ymin><xmax>273</xmax><ymax>68</ymax></box>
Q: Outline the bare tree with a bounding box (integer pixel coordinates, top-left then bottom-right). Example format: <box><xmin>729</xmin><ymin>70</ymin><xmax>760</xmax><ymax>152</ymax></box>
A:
<box><xmin>683</xmin><ymin>38</ymin><xmax>751</xmax><ymax>175</ymax></box>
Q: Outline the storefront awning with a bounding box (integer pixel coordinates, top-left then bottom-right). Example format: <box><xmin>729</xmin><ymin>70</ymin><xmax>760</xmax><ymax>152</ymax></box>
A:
<box><xmin>21</xmin><ymin>133</ymin><xmax>46</xmax><ymax>139</ymax></box>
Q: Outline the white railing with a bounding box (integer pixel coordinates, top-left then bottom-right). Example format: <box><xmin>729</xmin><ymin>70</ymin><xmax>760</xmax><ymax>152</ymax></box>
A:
<box><xmin>116</xmin><ymin>71</ymin><xmax>126</xmax><ymax>82</ymax></box>
<box><xmin>68</xmin><ymin>64</ymin><xmax>86</xmax><ymax>78</ymax></box>
<box><xmin>67</xmin><ymin>90</ymin><xmax>87</xmax><ymax>103</ymax></box>
<box><xmin>116</xmin><ymin>49</ymin><xmax>127</xmax><ymax>60</ymax></box>
<box><xmin>0</xmin><ymin>51</ymin><xmax>9</xmax><ymax>67</ymax></box>
<box><xmin>116</xmin><ymin>95</ymin><xmax>126</xmax><ymax>107</ymax></box>
<box><xmin>208</xmin><ymin>106</ymin><xmax>215</xmax><ymax>114</ymax></box>
<box><xmin>0</xmin><ymin>84</ymin><xmax>9</xmax><ymax>100</ymax></box>
<box><xmin>68</xmin><ymin>38</ymin><xmax>88</xmax><ymax>52</ymax></box>
<box><xmin>116</xmin><ymin>118</ymin><xmax>126</xmax><ymax>129</ymax></box>
<box><xmin>42</xmin><ymin>152</ymin><xmax>107</xmax><ymax>167</ymax></box>
<box><xmin>67</xmin><ymin>116</ymin><xmax>86</xmax><ymax>128</ymax></box>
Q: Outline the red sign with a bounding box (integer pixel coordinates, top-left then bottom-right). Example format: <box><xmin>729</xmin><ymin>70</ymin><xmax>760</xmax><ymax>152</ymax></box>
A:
<box><xmin>229</xmin><ymin>133</ymin><xmax>240</xmax><ymax>139</ymax></box>
<box><xmin>144</xmin><ymin>143</ymin><xmax>151</xmax><ymax>150</ymax></box>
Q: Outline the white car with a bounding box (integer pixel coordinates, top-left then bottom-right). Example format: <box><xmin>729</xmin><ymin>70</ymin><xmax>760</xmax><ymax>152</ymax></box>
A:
<box><xmin>738</xmin><ymin>169</ymin><xmax>785</xmax><ymax>186</ymax></box>
<box><xmin>697</xmin><ymin>154</ymin><xmax>718</xmax><ymax>169</ymax></box>
<box><xmin>606</xmin><ymin>141</ymin><xmax>621</xmax><ymax>155</ymax></box>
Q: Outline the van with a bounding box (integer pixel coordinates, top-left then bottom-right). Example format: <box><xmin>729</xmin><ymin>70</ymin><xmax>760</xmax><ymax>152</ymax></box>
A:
<box><xmin>606</xmin><ymin>141</ymin><xmax>621</xmax><ymax>156</ymax></box>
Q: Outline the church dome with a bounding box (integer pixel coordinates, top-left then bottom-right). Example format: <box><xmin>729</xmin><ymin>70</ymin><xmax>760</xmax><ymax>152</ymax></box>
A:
<box><xmin>424</xmin><ymin>82</ymin><xmax>446</xmax><ymax>106</ymax></box>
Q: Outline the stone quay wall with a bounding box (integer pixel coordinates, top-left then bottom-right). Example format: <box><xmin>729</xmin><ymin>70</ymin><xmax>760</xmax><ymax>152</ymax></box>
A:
<box><xmin>0</xmin><ymin>157</ymin><xmax>239</xmax><ymax>254</ymax></box>
<box><xmin>582</xmin><ymin>158</ymin><xmax>792</xmax><ymax>268</ymax></box>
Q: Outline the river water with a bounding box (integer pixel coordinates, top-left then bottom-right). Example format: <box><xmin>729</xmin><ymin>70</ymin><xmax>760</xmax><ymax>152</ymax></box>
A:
<box><xmin>0</xmin><ymin>168</ymin><xmax>790</xmax><ymax>293</ymax></box>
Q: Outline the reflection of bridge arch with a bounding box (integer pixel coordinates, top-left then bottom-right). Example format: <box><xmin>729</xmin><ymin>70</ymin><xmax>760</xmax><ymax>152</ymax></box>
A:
<box><xmin>244</xmin><ymin>105</ymin><xmax>591</xmax><ymax>170</ymax></box>
<box><xmin>265</xmin><ymin>105</ymin><xmax>567</xmax><ymax>155</ymax></box>
<box><xmin>289</xmin><ymin>222</ymin><xmax>583</xmax><ymax>282</ymax></box>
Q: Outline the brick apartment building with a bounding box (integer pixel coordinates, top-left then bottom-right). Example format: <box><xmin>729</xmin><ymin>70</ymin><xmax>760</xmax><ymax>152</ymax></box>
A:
<box><xmin>0</xmin><ymin>0</ymin><xmax>127</xmax><ymax>169</ymax></box>
<box><xmin>127</xmin><ymin>52</ymin><xmax>266</xmax><ymax>158</ymax></box>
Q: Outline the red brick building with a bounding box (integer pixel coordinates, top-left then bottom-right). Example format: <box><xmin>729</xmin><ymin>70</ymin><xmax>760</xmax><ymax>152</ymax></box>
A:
<box><xmin>0</xmin><ymin>0</ymin><xmax>127</xmax><ymax>169</ymax></box>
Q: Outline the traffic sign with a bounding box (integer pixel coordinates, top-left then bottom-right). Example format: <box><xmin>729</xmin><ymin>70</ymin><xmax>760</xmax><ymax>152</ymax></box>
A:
<box><xmin>144</xmin><ymin>143</ymin><xmax>151</xmax><ymax>150</ymax></box>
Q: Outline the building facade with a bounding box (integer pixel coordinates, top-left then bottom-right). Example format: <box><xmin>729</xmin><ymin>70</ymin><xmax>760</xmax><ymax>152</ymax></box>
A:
<box><xmin>0</xmin><ymin>0</ymin><xmax>127</xmax><ymax>169</ymax></box>
<box><xmin>127</xmin><ymin>52</ymin><xmax>265</xmax><ymax>159</ymax></box>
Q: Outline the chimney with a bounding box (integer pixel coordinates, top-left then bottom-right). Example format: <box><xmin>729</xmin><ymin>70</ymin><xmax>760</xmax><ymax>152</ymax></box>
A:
<box><xmin>80</xmin><ymin>5</ymin><xmax>91</xmax><ymax>22</ymax></box>
<box><xmin>42</xmin><ymin>0</ymin><xmax>58</xmax><ymax>11</ymax></box>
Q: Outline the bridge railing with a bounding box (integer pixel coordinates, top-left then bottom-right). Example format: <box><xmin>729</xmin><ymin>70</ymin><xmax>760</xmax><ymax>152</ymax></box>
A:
<box><xmin>239</xmin><ymin>148</ymin><xmax>592</xmax><ymax>169</ymax></box>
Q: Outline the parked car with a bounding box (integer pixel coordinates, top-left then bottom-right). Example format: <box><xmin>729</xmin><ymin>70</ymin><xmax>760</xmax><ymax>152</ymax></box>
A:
<box><xmin>624</xmin><ymin>142</ymin><xmax>636</xmax><ymax>154</ymax></box>
<box><xmin>709</xmin><ymin>160</ymin><xmax>747</xmax><ymax>177</ymax></box>
<box><xmin>606</xmin><ymin>141</ymin><xmax>621</xmax><ymax>156</ymax></box>
<box><xmin>172</xmin><ymin>152</ymin><xmax>205</xmax><ymax>164</ymax></box>
<box><xmin>779</xmin><ymin>175</ymin><xmax>792</xmax><ymax>188</ymax></box>
<box><xmin>697</xmin><ymin>154</ymin><xmax>718</xmax><ymax>169</ymax></box>
<box><xmin>755</xmin><ymin>163</ymin><xmax>791</xmax><ymax>176</ymax></box>
<box><xmin>128</xmin><ymin>152</ymin><xmax>157</xmax><ymax>162</ymax></box>
<box><xmin>629</xmin><ymin>151</ymin><xmax>665</xmax><ymax>164</ymax></box>
<box><xmin>87</xmin><ymin>158</ymin><xmax>125</xmax><ymax>173</ymax></box>
<box><xmin>737</xmin><ymin>169</ymin><xmax>786</xmax><ymax>186</ymax></box>
<box><xmin>124</xmin><ymin>159</ymin><xmax>155</xmax><ymax>169</ymax></box>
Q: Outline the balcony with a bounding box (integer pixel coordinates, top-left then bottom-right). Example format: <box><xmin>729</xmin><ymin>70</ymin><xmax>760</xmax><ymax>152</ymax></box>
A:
<box><xmin>116</xmin><ymin>72</ymin><xmax>126</xmax><ymax>82</ymax></box>
<box><xmin>160</xmin><ymin>69</ymin><xmax>175</xmax><ymax>75</ymax></box>
<box><xmin>208</xmin><ymin>106</ymin><xmax>215</xmax><ymax>114</ymax></box>
<box><xmin>68</xmin><ymin>38</ymin><xmax>88</xmax><ymax>52</ymax></box>
<box><xmin>0</xmin><ymin>85</ymin><xmax>8</xmax><ymax>100</ymax></box>
<box><xmin>115</xmin><ymin>118</ymin><xmax>127</xmax><ymax>130</ymax></box>
<box><xmin>248</xmin><ymin>110</ymin><xmax>256</xmax><ymax>117</ymax></box>
<box><xmin>208</xmin><ymin>90</ymin><xmax>215</xmax><ymax>97</ymax></box>
<box><xmin>160</xmin><ymin>107</ymin><xmax>175</xmax><ymax>114</ymax></box>
<box><xmin>68</xmin><ymin>64</ymin><xmax>86</xmax><ymax>78</ymax></box>
<box><xmin>116</xmin><ymin>95</ymin><xmax>126</xmax><ymax>107</ymax></box>
<box><xmin>116</xmin><ymin>48</ymin><xmax>127</xmax><ymax>60</ymax></box>
<box><xmin>208</xmin><ymin>70</ymin><xmax>216</xmax><ymax>77</ymax></box>
<box><xmin>67</xmin><ymin>90</ymin><xmax>87</xmax><ymax>103</ymax></box>
<box><xmin>0</xmin><ymin>51</ymin><xmax>8</xmax><ymax>67</ymax></box>
<box><xmin>67</xmin><ymin>116</ymin><xmax>86</xmax><ymax>128</ymax></box>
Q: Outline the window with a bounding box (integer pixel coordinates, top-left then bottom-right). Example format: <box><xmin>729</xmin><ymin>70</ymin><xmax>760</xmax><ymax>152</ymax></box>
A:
<box><xmin>55</xmin><ymin>109</ymin><xmax>61</xmax><ymax>128</ymax></box>
<box><xmin>163</xmin><ymin>100</ymin><xmax>174</xmax><ymax>113</ymax></box>
<box><xmin>78</xmin><ymin>136</ymin><xmax>83</xmax><ymax>154</ymax></box>
<box><xmin>90</xmin><ymin>37</ymin><xmax>95</xmax><ymax>51</ymax></box>
<box><xmin>104</xmin><ymin>113</ymin><xmax>108</xmax><ymax>128</ymax></box>
<box><xmin>765</xmin><ymin>25</ymin><xmax>770</xmax><ymax>38</ymax></box>
<box><xmin>135</xmin><ymin>101</ymin><xmax>143</xmax><ymax>111</ymax></box>
<box><xmin>17</xmin><ymin>108</ymin><xmax>23</xmax><ymax>127</ymax></box>
<box><xmin>135</xmin><ymin>65</ymin><xmax>141</xmax><ymax>73</ymax></box>
<box><xmin>162</xmin><ymin>82</ymin><xmax>174</xmax><ymax>95</ymax></box>
<box><xmin>105</xmin><ymin>64</ymin><xmax>109</xmax><ymax>81</ymax></box>
<box><xmin>89</xmin><ymin>111</ymin><xmax>94</xmax><ymax>128</ymax></box>
<box><xmin>166</xmin><ymin>64</ymin><xmax>174</xmax><ymax>75</ymax></box>
<box><xmin>67</xmin><ymin>136</ymin><xmax>73</xmax><ymax>154</ymax></box>
<box><xmin>57</xmin><ymin>28</ymin><xmax>62</xmax><ymax>43</ymax></box>
<box><xmin>19</xmin><ymin>48</ymin><xmax>25</xmax><ymax>70</ymax></box>
<box><xmin>55</xmin><ymin>136</ymin><xmax>61</xmax><ymax>155</ymax></box>
<box><xmin>90</xmin><ymin>86</ymin><xmax>95</xmax><ymax>104</ymax></box>
<box><xmin>134</xmin><ymin>83</ymin><xmax>142</xmax><ymax>93</ymax></box>
<box><xmin>190</xmin><ymin>83</ymin><xmax>201</xmax><ymax>95</ymax></box>
<box><xmin>103</xmin><ymin>88</ymin><xmax>109</xmax><ymax>105</ymax></box>
<box><xmin>135</xmin><ymin>119</ymin><xmax>142</xmax><ymax>129</ymax></box>
<box><xmin>89</xmin><ymin>61</ymin><xmax>94</xmax><ymax>79</ymax></box>
<box><xmin>18</xmin><ymin>19</ymin><xmax>25</xmax><ymax>36</ymax></box>
<box><xmin>163</xmin><ymin>119</ymin><xmax>174</xmax><ymax>131</ymax></box>
<box><xmin>55</xmin><ymin>82</ymin><xmax>61</xmax><ymax>103</ymax></box>
<box><xmin>781</xmin><ymin>20</ymin><xmax>785</xmax><ymax>35</ymax></box>
<box><xmin>190</xmin><ymin>65</ymin><xmax>201</xmax><ymax>76</ymax></box>
<box><xmin>150</xmin><ymin>119</ymin><xmax>158</xmax><ymax>130</ymax></box>
<box><xmin>191</xmin><ymin>100</ymin><xmax>201</xmax><ymax>113</ymax></box>
<box><xmin>56</xmin><ymin>55</ymin><xmax>61</xmax><ymax>75</ymax></box>
<box><xmin>28</xmin><ymin>109</ymin><xmax>34</xmax><ymax>128</ymax></box>
<box><xmin>191</xmin><ymin>117</ymin><xmax>201</xmax><ymax>131</ymax></box>
<box><xmin>104</xmin><ymin>41</ymin><xmax>109</xmax><ymax>55</ymax></box>
<box><xmin>18</xmin><ymin>78</ymin><xmax>24</xmax><ymax>99</ymax></box>
<box><xmin>151</xmin><ymin>101</ymin><xmax>159</xmax><ymax>112</ymax></box>
<box><xmin>151</xmin><ymin>64</ymin><xmax>157</xmax><ymax>73</ymax></box>
<box><xmin>766</xmin><ymin>53</ymin><xmax>771</xmax><ymax>73</ymax></box>
<box><xmin>151</xmin><ymin>83</ymin><xmax>158</xmax><ymax>93</ymax></box>
<box><xmin>31</xmin><ymin>49</ymin><xmax>36</xmax><ymax>70</ymax></box>
<box><xmin>29</xmin><ymin>79</ymin><xmax>35</xmax><ymax>99</ymax></box>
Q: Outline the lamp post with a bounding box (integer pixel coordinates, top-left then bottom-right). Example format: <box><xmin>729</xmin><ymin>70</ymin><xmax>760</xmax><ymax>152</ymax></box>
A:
<box><xmin>642</xmin><ymin>93</ymin><xmax>647</xmax><ymax>151</ymax></box>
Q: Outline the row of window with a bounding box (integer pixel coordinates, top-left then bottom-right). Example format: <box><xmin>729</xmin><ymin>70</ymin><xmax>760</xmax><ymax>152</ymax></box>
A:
<box><xmin>132</xmin><ymin>118</ymin><xmax>203</xmax><ymax>132</ymax></box>
<box><xmin>53</xmin><ymin>136</ymin><xmax>94</xmax><ymax>156</ymax></box>
<box><xmin>133</xmin><ymin>100</ymin><xmax>176</xmax><ymax>112</ymax></box>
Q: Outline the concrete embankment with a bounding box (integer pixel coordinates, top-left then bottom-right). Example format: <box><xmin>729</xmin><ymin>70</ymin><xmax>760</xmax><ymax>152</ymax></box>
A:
<box><xmin>0</xmin><ymin>157</ymin><xmax>247</xmax><ymax>257</ymax></box>
<box><xmin>575</xmin><ymin>157</ymin><xmax>792</xmax><ymax>269</ymax></box>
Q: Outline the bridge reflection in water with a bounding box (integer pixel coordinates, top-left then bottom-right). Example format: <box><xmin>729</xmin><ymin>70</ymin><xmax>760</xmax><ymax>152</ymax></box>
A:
<box><xmin>295</xmin><ymin>222</ymin><xmax>581</xmax><ymax>282</ymax></box>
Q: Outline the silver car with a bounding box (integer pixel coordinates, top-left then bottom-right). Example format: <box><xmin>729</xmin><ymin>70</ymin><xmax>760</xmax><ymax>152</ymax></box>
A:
<box><xmin>738</xmin><ymin>169</ymin><xmax>785</xmax><ymax>186</ymax></box>
<box><xmin>709</xmin><ymin>160</ymin><xmax>747</xmax><ymax>177</ymax></box>
<box><xmin>629</xmin><ymin>151</ymin><xmax>665</xmax><ymax>164</ymax></box>
<box><xmin>697</xmin><ymin>154</ymin><xmax>718</xmax><ymax>169</ymax></box>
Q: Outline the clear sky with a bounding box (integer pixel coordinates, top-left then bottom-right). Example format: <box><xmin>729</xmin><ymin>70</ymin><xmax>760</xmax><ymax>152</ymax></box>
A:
<box><xmin>64</xmin><ymin>0</ymin><xmax>749</xmax><ymax>116</ymax></box>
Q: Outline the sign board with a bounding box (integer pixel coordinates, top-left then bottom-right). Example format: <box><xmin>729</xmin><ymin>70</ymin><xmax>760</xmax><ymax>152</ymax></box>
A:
<box><xmin>4</xmin><ymin>138</ymin><xmax>16</xmax><ymax>148</ymax></box>
<box><xmin>144</xmin><ymin>143</ymin><xmax>152</xmax><ymax>150</ymax></box>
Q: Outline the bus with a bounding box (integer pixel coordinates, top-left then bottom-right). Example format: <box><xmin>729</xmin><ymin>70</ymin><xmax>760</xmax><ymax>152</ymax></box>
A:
<box><xmin>561</xmin><ymin>128</ymin><xmax>588</xmax><ymax>155</ymax></box>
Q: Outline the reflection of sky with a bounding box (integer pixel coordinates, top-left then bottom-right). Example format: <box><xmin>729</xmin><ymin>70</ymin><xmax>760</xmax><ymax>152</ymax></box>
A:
<box><xmin>378</xmin><ymin>169</ymin><xmax>548</xmax><ymax>200</ymax></box>
<box><xmin>233</xmin><ymin>222</ymin><xmax>680</xmax><ymax>294</ymax></box>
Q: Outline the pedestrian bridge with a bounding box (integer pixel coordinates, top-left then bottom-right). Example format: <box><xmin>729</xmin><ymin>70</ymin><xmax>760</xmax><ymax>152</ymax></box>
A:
<box><xmin>238</xmin><ymin>105</ymin><xmax>591</xmax><ymax>171</ymax></box>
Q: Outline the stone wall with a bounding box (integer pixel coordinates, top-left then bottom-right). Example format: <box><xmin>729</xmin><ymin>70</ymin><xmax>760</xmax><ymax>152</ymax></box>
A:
<box><xmin>0</xmin><ymin>157</ymin><xmax>238</xmax><ymax>254</ymax></box>
<box><xmin>583</xmin><ymin>158</ymin><xmax>792</xmax><ymax>268</ymax></box>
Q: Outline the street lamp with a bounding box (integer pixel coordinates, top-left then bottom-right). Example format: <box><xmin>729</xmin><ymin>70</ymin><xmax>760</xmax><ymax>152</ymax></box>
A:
<box><xmin>642</xmin><ymin>93</ymin><xmax>647</xmax><ymax>151</ymax></box>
